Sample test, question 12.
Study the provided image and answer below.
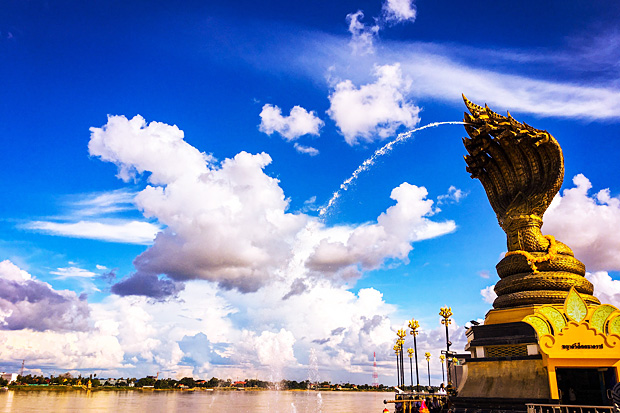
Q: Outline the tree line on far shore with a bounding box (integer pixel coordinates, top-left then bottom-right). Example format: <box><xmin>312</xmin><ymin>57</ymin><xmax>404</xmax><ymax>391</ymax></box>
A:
<box><xmin>3</xmin><ymin>375</ymin><xmax>391</xmax><ymax>391</ymax></box>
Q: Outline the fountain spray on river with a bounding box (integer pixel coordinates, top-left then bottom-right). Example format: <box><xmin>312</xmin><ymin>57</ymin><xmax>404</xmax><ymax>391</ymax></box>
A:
<box><xmin>308</xmin><ymin>348</ymin><xmax>323</xmax><ymax>412</ymax></box>
<box><xmin>319</xmin><ymin>121</ymin><xmax>465</xmax><ymax>217</ymax></box>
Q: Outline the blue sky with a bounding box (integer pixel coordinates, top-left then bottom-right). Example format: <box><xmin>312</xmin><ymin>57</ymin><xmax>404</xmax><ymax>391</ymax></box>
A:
<box><xmin>1</xmin><ymin>0</ymin><xmax>620</xmax><ymax>385</ymax></box>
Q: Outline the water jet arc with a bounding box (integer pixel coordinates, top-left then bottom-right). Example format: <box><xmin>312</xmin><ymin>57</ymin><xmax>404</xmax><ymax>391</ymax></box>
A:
<box><xmin>319</xmin><ymin>121</ymin><xmax>465</xmax><ymax>217</ymax></box>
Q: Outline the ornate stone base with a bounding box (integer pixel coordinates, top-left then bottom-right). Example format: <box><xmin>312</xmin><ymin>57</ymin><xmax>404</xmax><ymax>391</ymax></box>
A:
<box><xmin>453</xmin><ymin>320</ymin><xmax>557</xmax><ymax>411</ymax></box>
<box><xmin>456</xmin><ymin>358</ymin><xmax>552</xmax><ymax>400</ymax></box>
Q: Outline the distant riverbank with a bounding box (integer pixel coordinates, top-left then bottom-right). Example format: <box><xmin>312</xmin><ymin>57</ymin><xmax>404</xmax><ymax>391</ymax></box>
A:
<box><xmin>5</xmin><ymin>385</ymin><xmax>393</xmax><ymax>392</ymax></box>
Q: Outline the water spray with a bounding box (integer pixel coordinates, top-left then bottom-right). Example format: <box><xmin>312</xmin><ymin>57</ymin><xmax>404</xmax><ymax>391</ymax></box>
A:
<box><xmin>319</xmin><ymin>121</ymin><xmax>466</xmax><ymax>217</ymax></box>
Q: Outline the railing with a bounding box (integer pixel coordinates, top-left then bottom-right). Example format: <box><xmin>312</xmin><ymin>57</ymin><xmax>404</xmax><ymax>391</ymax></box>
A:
<box><xmin>385</xmin><ymin>393</ymin><xmax>448</xmax><ymax>413</ymax></box>
<box><xmin>384</xmin><ymin>399</ymin><xmax>427</xmax><ymax>413</ymax></box>
<box><xmin>526</xmin><ymin>403</ymin><xmax>616</xmax><ymax>413</ymax></box>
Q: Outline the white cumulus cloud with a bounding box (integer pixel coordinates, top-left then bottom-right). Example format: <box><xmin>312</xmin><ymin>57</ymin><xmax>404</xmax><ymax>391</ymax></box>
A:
<box><xmin>87</xmin><ymin>115</ymin><xmax>454</xmax><ymax>296</ymax></box>
<box><xmin>0</xmin><ymin>261</ymin><xmax>90</xmax><ymax>332</ymax></box>
<box><xmin>480</xmin><ymin>285</ymin><xmax>496</xmax><ymax>304</ymax></box>
<box><xmin>544</xmin><ymin>174</ymin><xmax>620</xmax><ymax>271</ymax></box>
<box><xmin>130</xmin><ymin>151</ymin><xmax>308</xmax><ymax>293</ymax></box>
<box><xmin>0</xmin><ymin>260</ymin><xmax>31</xmax><ymax>282</ymax></box>
<box><xmin>587</xmin><ymin>271</ymin><xmax>620</xmax><ymax>307</ymax></box>
<box><xmin>293</xmin><ymin>143</ymin><xmax>319</xmax><ymax>156</ymax></box>
<box><xmin>0</xmin><ymin>329</ymin><xmax>125</xmax><ymax>371</ymax></box>
<box><xmin>89</xmin><ymin>115</ymin><xmax>213</xmax><ymax>185</ymax></box>
<box><xmin>307</xmin><ymin>183</ymin><xmax>456</xmax><ymax>274</ymax></box>
<box><xmin>327</xmin><ymin>63</ymin><xmax>421</xmax><ymax>145</ymax></box>
<box><xmin>437</xmin><ymin>185</ymin><xmax>467</xmax><ymax>205</ymax></box>
<box><xmin>234</xmin><ymin>328</ymin><xmax>298</xmax><ymax>381</ymax></box>
<box><xmin>346</xmin><ymin>11</ymin><xmax>379</xmax><ymax>56</ymax></box>
<box><xmin>258</xmin><ymin>104</ymin><xmax>324</xmax><ymax>141</ymax></box>
<box><xmin>221</xmin><ymin>281</ymin><xmax>400</xmax><ymax>381</ymax></box>
<box><xmin>382</xmin><ymin>0</ymin><xmax>417</xmax><ymax>24</ymax></box>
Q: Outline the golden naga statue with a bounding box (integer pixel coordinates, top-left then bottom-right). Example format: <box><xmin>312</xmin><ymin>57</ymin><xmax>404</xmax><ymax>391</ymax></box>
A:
<box><xmin>461</xmin><ymin>95</ymin><xmax>599</xmax><ymax>309</ymax></box>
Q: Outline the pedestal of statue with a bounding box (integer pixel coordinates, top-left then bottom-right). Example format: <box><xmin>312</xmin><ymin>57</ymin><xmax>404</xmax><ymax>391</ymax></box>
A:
<box><xmin>451</xmin><ymin>302</ymin><xmax>620</xmax><ymax>412</ymax></box>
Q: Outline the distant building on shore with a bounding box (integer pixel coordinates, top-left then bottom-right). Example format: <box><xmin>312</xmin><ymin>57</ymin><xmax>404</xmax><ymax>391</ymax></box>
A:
<box><xmin>1</xmin><ymin>373</ymin><xmax>18</xmax><ymax>383</ymax></box>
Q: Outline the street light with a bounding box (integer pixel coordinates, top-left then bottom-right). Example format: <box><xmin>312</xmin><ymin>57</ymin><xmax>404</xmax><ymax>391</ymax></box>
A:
<box><xmin>408</xmin><ymin>319</ymin><xmax>420</xmax><ymax>390</ymax></box>
<box><xmin>393</xmin><ymin>343</ymin><xmax>401</xmax><ymax>387</ymax></box>
<box><xmin>407</xmin><ymin>348</ymin><xmax>414</xmax><ymax>390</ymax></box>
<box><xmin>439</xmin><ymin>307</ymin><xmax>453</xmax><ymax>384</ymax></box>
<box><xmin>439</xmin><ymin>355</ymin><xmax>445</xmax><ymax>385</ymax></box>
<box><xmin>397</xmin><ymin>329</ymin><xmax>407</xmax><ymax>388</ymax></box>
<box><xmin>424</xmin><ymin>352</ymin><xmax>431</xmax><ymax>387</ymax></box>
<box><xmin>398</xmin><ymin>339</ymin><xmax>405</xmax><ymax>387</ymax></box>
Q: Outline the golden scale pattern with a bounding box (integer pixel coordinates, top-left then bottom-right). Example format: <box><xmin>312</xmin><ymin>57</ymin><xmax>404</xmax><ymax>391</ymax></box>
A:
<box><xmin>461</xmin><ymin>96</ymin><xmax>599</xmax><ymax>308</ymax></box>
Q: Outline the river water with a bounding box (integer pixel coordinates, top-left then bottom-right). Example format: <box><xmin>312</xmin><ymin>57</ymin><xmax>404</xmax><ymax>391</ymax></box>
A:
<box><xmin>0</xmin><ymin>389</ymin><xmax>391</xmax><ymax>412</ymax></box>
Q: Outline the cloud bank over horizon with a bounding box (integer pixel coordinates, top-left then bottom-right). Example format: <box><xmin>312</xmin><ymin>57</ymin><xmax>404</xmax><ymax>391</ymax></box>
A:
<box><xmin>0</xmin><ymin>258</ymin><xmax>466</xmax><ymax>382</ymax></box>
<box><xmin>0</xmin><ymin>260</ymin><xmax>90</xmax><ymax>332</ymax></box>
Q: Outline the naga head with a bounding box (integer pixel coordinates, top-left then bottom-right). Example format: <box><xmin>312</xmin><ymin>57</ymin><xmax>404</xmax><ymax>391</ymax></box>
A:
<box><xmin>462</xmin><ymin>95</ymin><xmax>564</xmax><ymax>252</ymax></box>
<box><xmin>461</xmin><ymin>96</ymin><xmax>599</xmax><ymax>309</ymax></box>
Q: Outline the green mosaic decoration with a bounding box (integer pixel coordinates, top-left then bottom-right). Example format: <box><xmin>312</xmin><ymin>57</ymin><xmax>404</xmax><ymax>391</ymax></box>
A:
<box><xmin>565</xmin><ymin>287</ymin><xmax>588</xmax><ymax>323</ymax></box>
<box><xmin>608</xmin><ymin>315</ymin><xmax>620</xmax><ymax>336</ymax></box>
<box><xmin>523</xmin><ymin>315</ymin><xmax>551</xmax><ymax>337</ymax></box>
<box><xmin>590</xmin><ymin>305</ymin><xmax>616</xmax><ymax>333</ymax></box>
<box><xmin>523</xmin><ymin>287</ymin><xmax>620</xmax><ymax>341</ymax></box>
<box><xmin>537</xmin><ymin>306</ymin><xmax>566</xmax><ymax>334</ymax></box>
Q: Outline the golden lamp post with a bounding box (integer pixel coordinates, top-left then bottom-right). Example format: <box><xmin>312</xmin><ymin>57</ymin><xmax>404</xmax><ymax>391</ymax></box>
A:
<box><xmin>439</xmin><ymin>306</ymin><xmax>453</xmax><ymax>385</ymax></box>
<box><xmin>396</xmin><ymin>329</ymin><xmax>407</xmax><ymax>388</ymax></box>
<box><xmin>408</xmin><ymin>318</ymin><xmax>420</xmax><ymax>390</ymax></box>
<box><xmin>407</xmin><ymin>348</ymin><xmax>414</xmax><ymax>389</ymax></box>
<box><xmin>439</xmin><ymin>354</ymin><xmax>446</xmax><ymax>385</ymax></box>
<box><xmin>393</xmin><ymin>343</ymin><xmax>401</xmax><ymax>387</ymax></box>
<box><xmin>398</xmin><ymin>339</ymin><xmax>405</xmax><ymax>387</ymax></box>
<box><xmin>439</xmin><ymin>306</ymin><xmax>453</xmax><ymax>351</ymax></box>
<box><xmin>424</xmin><ymin>352</ymin><xmax>431</xmax><ymax>387</ymax></box>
